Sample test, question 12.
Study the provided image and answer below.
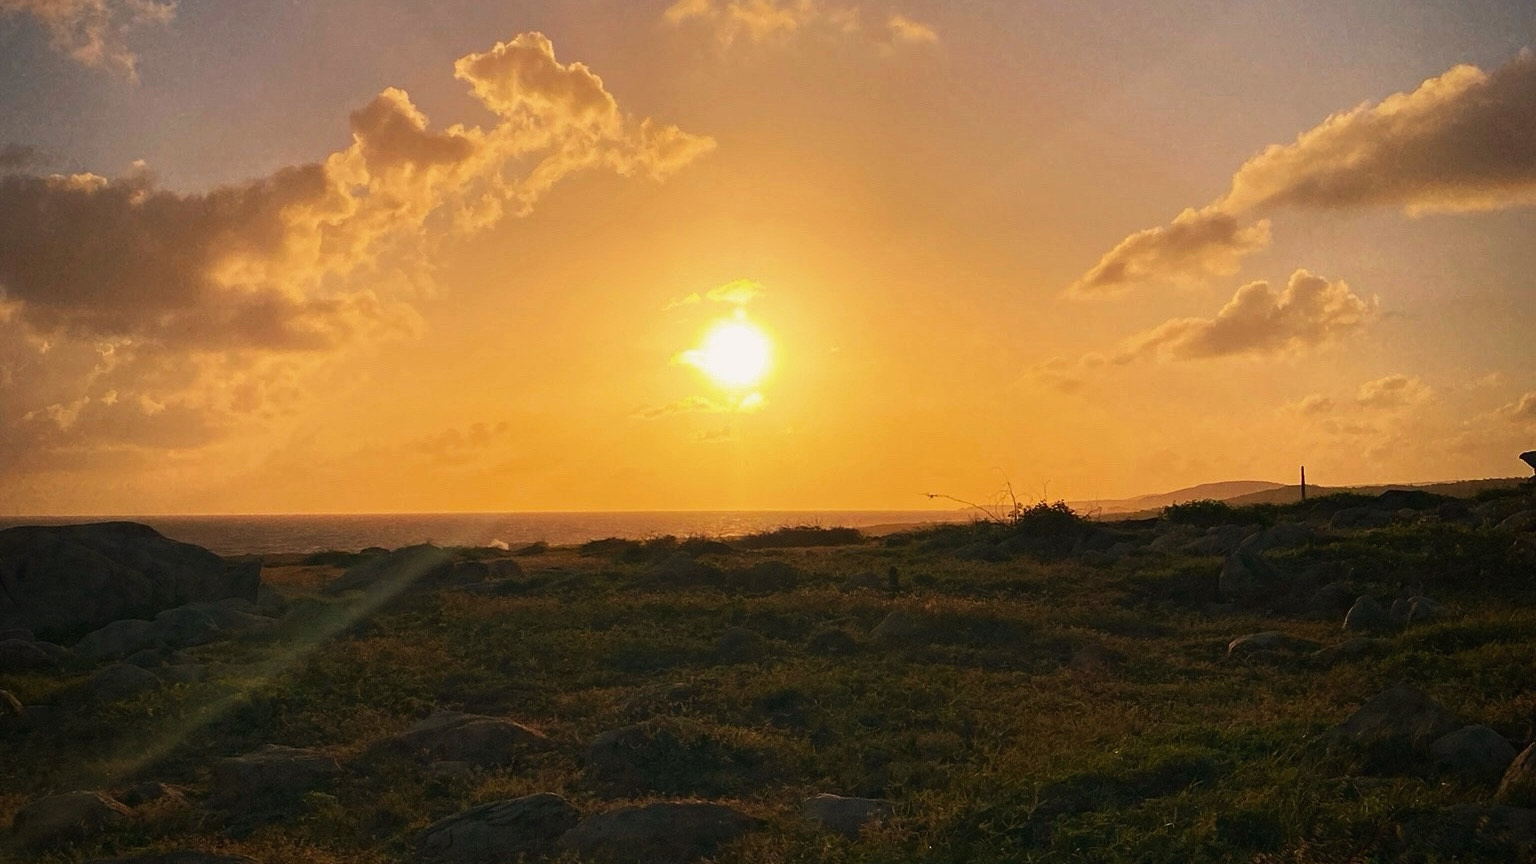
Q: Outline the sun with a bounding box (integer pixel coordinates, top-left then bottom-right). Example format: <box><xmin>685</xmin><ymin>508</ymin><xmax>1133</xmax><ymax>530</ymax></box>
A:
<box><xmin>684</xmin><ymin>315</ymin><xmax>773</xmax><ymax>390</ymax></box>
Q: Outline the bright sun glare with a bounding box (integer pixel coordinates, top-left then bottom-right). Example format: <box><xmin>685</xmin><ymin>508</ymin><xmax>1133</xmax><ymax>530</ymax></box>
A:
<box><xmin>689</xmin><ymin>317</ymin><xmax>773</xmax><ymax>390</ymax></box>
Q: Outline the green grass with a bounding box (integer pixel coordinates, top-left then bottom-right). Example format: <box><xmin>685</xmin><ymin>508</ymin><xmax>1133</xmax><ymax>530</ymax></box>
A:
<box><xmin>3</xmin><ymin>490</ymin><xmax>1536</xmax><ymax>861</ymax></box>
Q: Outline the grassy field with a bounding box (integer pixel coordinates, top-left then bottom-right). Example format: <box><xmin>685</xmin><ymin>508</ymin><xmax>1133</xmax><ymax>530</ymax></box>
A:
<box><xmin>4</xmin><ymin>485</ymin><xmax>1536</xmax><ymax>863</ymax></box>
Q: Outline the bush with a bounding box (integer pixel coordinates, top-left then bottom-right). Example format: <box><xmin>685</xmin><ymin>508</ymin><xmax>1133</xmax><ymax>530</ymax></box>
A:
<box><xmin>736</xmin><ymin>525</ymin><xmax>865</xmax><ymax>549</ymax></box>
<box><xmin>1163</xmin><ymin>499</ymin><xmax>1236</xmax><ymax>528</ymax></box>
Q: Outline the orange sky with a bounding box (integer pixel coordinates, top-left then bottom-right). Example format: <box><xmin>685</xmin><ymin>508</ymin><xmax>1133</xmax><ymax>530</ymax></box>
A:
<box><xmin>2</xmin><ymin>1</ymin><xmax>1536</xmax><ymax>515</ymax></box>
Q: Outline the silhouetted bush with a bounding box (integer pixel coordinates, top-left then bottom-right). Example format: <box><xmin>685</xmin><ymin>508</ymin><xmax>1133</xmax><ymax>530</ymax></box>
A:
<box><xmin>736</xmin><ymin>525</ymin><xmax>865</xmax><ymax>549</ymax></box>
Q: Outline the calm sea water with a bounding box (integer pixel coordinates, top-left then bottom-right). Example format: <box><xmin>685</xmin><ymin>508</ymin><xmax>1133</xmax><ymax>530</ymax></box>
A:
<box><xmin>0</xmin><ymin>511</ymin><xmax>971</xmax><ymax>556</ymax></box>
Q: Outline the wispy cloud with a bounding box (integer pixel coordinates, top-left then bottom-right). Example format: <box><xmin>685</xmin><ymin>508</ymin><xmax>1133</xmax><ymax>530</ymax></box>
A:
<box><xmin>1071</xmin><ymin>50</ymin><xmax>1536</xmax><ymax>294</ymax></box>
<box><xmin>664</xmin><ymin>0</ymin><xmax>937</xmax><ymax>51</ymax></box>
<box><xmin>0</xmin><ymin>0</ymin><xmax>174</xmax><ymax>78</ymax></box>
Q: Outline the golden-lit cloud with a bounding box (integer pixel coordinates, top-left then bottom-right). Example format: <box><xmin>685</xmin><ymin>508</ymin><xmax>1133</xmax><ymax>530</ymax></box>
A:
<box><xmin>1069</xmin><ymin>207</ymin><xmax>1271</xmax><ymax>296</ymax></box>
<box><xmin>1355</xmin><ymin>374</ymin><xmax>1432</xmax><ymax>410</ymax></box>
<box><xmin>1500</xmin><ymin>392</ymin><xmax>1536</xmax><ymax>423</ymax></box>
<box><xmin>1282</xmin><ymin>394</ymin><xmax>1335</xmax><ymax>417</ymax></box>
<box><xmin>0</xmin><ymin>0</ymin><xmax>173</xmax><ymax>77</ymax></box>
<box><xmin>665</xmin><ymin>278</ymin><xmax>765</xmax><ymax>309</ymax></box>
<box><xmin>0</xmin><ymin>32</ymin><xmax>713</xmax><ymax>468</ymax></box>
<box><xmin>1115</xmin><ymin>270</ymin><xmax>1377</xmax><ymax>362</ymax></box>
<box><xmin>1072</xmin><ymin>51</ymin><xmax>1536</xmax><ymax>293</ymax></box>
<box><xmin>664</xmin><ymin>0</ymin><xmax>936</xmax><ymax>50</ymax></box>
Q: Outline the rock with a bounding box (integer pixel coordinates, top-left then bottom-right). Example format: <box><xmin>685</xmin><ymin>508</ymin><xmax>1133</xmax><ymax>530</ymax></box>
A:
<box><xmin>9</xmin><ymin>790</ymin><xmax>133</xmax><ymax>848</ymax></box>
<box><xmin>1430</xmin><ymin>725</ymin><xmax>1517</xmax><ymax>785</ymax></box>
<box><xmin>0</xmin><ymin>627</ymin><xmax>34</xmax><ymax>641</ymax></box>
<box><xmin>0</xmin><ymin>688</ymin><xmax>29</xmax><ymax>733</ymax></box>
<box><xmin>1497</xmin><ymin>510</ymin><xmax>1536</xmax><ymax>533</ymax></box>
<box><xmin>1217</xmin><ymin>552</ymin><xmax>1284</xmax><ymax>607</ymax></box>
<box><xmin>323</xmin><ymin>544</ymin><xmax>454</xmax><ymax>596</ymax></box>
<box><xmin>423</xmin><ymin>761</ymin><xmax>475</xmax><ymax>782</ymax></box>
<box><xmin>176</xmin><ymin>601</ymin><xmax>275</xmax><ymax>634</ymax></box>
<box><xmin>1330</xmin><ymin>508</ymin><xmax>1394</xmax><ymax>530</ymax></box>
<box><xmin>560</xmin><ymin>802</ymin><xmax>759</xmax><ymax>864</ymax></box>
<box><xmin>841</xmin><ymin>572</ymin><xmax>884</xmax><ymax>592</ymax></box>
<box><xmin>1181</xmin><ymin>525</ymin><xmax>1248</xmax><ymax>556</ymax></box>
<box><xmin>1312</xmin><ymin>637</ymin><xmax>1391</xmax><ymax>665</ymax></box>
<box><xmin>213</xmin><ymin>744</ymin><xmax>341</xmax><ymax>803</ymax></box>
<box><xmin>1343</xmin><ymin>596</ymin><xmax>1394</xmax><ymax>633</ymax></box>
<box><xmin>1389</xmin><ymin>598</ymin><xmax>1412</xmax><ymax>624</ymax></box>
<box><xmin>802</xmin><ymin>793</ymin><xmax>894</xmax><ymax>839</ymax></box>
<box><xmin>714</xmin><ymin>627</ymin><xmax>768</xmax><ymax>662</ymax></box>
<box><xmin>419</xmin><ymin>793</ymin><xmax>580</xmax><ymax>863</ymax></box>
<box><xmin>81</xmin><ymin>662</ymin><xmax>163</xmax><ymax>703</ymax></box>
<box><xmin>1304</xmin><ymin>582</ymin><xmax>1355</xmax><ymax>619</ymax></box>
<box><xmin>1236</xmin><ymin>522</ymin><xmax>1311</xmax><ymax>555</ymax></box>
<box><xmin>255</xmin><ymin>583</ymin><xmax>289</xmax><ymax>618</ymax></box>
<box><xmin>151</xmin><ymin>606</ymin><xmax>222</xmax><ymax>647</ymax></box>
<box><xmin>1225</xmin><ymin>631</ymin><xmax>1321</xmax><ymax>658</ymax></box>
<box><xmin>124</xmin><ymin>648</ymin><xmax>170</xmax><ymax>668</ymax></box>
<box><xmin>0</xmin><ymin>637</ymin><xmax>57</xmax><ymax>671</ymax></box>
<box><xmin>1331</xmin><ymin>683</ymin><xmax>1460</xmax><ymax>755</ymax></box>
<box><xmin>1397</xmin><ymin>803</ymin><xmax>1536</xmax><ymax>860</ymax></box>
<box><xmin>74</xmin><ymin>619</ymin><xmax>161</xmax><ymax>661</ymax></box>
<box><xmin>0</xmin><ymin>522</ymin><xmax>258</xmax><ymax>640</ymax></box>
<box><xmin>118</xmin><ymin>781</ymin><xmax>190</xmax><ymax>808</ymax></box>
<box><xmin>381</xmin><ymin>711</ymin><xmax>550</xmax><ymax>767</ymax></box>
<box><xmin>805</xmin><ymin>627</ymin><xmax>860</xmax><ymax>656</ymax></box>
<box><xmin>871</xmin><ymin>611</ymin><xmax>921</xmax><ymax>643</ymax></box>
<box><xmin>1522</xmin><ymin>450</ymin><xmax>1536</xmax><ymax>477</ymax></box>
<box><xmin>1405</xmin><ymin>596</ymin><xmax>1446</xmax><ymax>625</ymax></box>
<box><xmin>1497</xmin><ymin>744</ymin><xmax>1536</xmax><ymax>807</ymax></box>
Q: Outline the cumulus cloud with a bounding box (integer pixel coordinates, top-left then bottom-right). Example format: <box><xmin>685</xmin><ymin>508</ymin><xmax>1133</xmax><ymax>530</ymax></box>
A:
<box><xmin>664</xmin><ymin>0</ymin><xmax>935</xmax><ymax>50</ymax></box>
<box><xmin>1115</xmin><ymin>270</ymin><xmax>1377</xmax><ymax>362</ymax></box>
<box><xmin>0</xmin><ymin>32</ymin><xmax>713</xmax><ymax>465</ymax></box>
<box><xmin>1355</xmin><ymin>374</ymin><xmax>1433</xmax><ymax>410</ymax></box>
<box><xmin>1069</xmin><ymin>207</ymin><xmax>1271</xmax><ymax>296</ymax></box>
<box><xmin>0</xmin><ymin>0</ymin><xmax>174</xmax><ymax>77</ymax></box>
<box><xmin>1281</xmin><ymin>394</ymin><xmax>1336</xmax><ymax>417</ymax></box>
<box><xmin>1500</xmin><ymin>391</ymin><xmax>1536</xmax><ymax>422</ymax></box>
<box><xmin>666</xmin><ymin>278</ymin><xmax>765</xmax><ymax>309</ymax></box>
<box><xmin>1072</xmin><ymin>51</ymin><xmax>1536</xmax><ymax>294</ymax></box>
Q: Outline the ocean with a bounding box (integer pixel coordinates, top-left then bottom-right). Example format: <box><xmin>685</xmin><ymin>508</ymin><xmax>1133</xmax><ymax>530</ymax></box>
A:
<box><xmin>0</xmin><ymin>511</ymin><xmax>972</xmax><ymax>556</ymax></box>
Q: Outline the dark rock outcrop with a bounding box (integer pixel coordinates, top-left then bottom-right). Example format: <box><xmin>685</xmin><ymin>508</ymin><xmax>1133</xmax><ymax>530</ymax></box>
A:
<box><xmin>419</xmin><ymin>793</ymin><xmax>579</xmax><ymax>863</ymax></box>
<box><xmin>1429</xmin><ymin>725</ymin><xmax>1517</xmax><ymax>785</ymax></box>
<box><xmin>379</xmin><ymin>710</ymin><xmax>550</xmax><ymax>767</ymax></box>
<box><xmin>323</xmin><ymin>544</ymin><xmax>454</xmax><ymax>596</ymax></box>
<box><xmin>802</xmin><ymin>793</ymin><xmax>894</xmax><ymax>839</ymax></box>
<box><xmin>213</xmin><ymin>744</ymin><xmax>341</xmax><ymax>804</ymax></box>
<box><xmin>0</xmin><ymin>522</ymin><xmax>258</xmax><ymax>640</ymax></box>
<box><xmin>9</xmin><ymin>790</ymin><xmax>133</xmax><ymax>848</ymax></box>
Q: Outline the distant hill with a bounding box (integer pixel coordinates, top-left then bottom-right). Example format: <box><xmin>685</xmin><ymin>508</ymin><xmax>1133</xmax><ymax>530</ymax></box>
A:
<box><xmin>1089</xmin><ymin>476</ymin><xmax>1529</xmax><ymax>521</ymax></box>
<box><xmin>1069</xmin><ymin>480</ymin><xmax>1284</xmax><ymax>516</ymax></box>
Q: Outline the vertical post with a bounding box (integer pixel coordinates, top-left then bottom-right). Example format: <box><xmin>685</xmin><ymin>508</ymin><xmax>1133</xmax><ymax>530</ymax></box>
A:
<box><xmin>1301</xmin><ymin>466</ymin><xmax>1307</xmax><ymax>502</ymax></box>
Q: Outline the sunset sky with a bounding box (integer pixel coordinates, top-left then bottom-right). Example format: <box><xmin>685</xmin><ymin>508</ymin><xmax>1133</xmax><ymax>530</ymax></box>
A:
<box><xmin>2</xmin><ymin>0</ymin><xmax>1535</xmax><ymax>515</ymax></box>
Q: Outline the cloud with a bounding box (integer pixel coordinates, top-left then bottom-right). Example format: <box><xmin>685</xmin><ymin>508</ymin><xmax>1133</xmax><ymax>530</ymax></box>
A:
<box><xmin>886</xmin><ymin>13</ymin><xmax>937</xmax><ymax>45</ymax></box>
<box><xmin>405</xmin><ymin>422</ymin><xmax>513</xmax><ymax>466</ymax></box>
<box><xmin>1281</xmin><ymin>394</ymin><xmax>1336</xmax><ymax>417</ymax></box>
<box><xmin>665</xmin><ymin>278</ymin><xmax>766</xmax><ymax>310</ymax></box>
<box><xmin>1116</xmin><ymin>269</ymin><xmax>1377</xmax><ymax>362</ymax></box>
<box><xmin>1355</xmin><ymin>374</ymin><xmax>1432</xmax><ymax>410</ymax></box>
<box><xmin>664</xmin><ymin>0</ymin><xmax>935</xmax><ymax>50</ymax></box>
<box><xmin>1499</xmin><ymin>392</ymin><xmax>1536</xmax><ymax>423</ymax></box>
<box><xmin>636</xmin><ymin>391</ymin><xmax>766</xmax><ymax>418</ymax></box>
<box><xmin>1069</xmin><ymin>207</ymin><xmax>1271</xmax><ymax>296</ymax></box>
<box><xmin>0</xmin><ymin>32</ymin><xmax>713</xmax><ymax>469</ymax></box>
<box><xmin>1072</xmin><ymin>50</ymin><xmax>1536</xmax><ymax>293</ymax></box>
<box><xmin>0</xmin><ymin>0</ymin><xmax>174</xmax><ymax>77</ymax></box>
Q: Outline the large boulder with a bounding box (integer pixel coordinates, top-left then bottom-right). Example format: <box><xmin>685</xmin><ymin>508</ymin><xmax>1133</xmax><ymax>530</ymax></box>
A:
<box><xmin>802</xmin><ymin>793</ymin><xmax>894</xmax><ymax>839</ymax></box>
<box><xmin>1217</xmin><ymin>552</ymin><xmax>1285</xmax><ymax>607</ymax></box>
<box><xmin>212</xmin><ymin>744</ymin><xmax>341</xmax><ymax>804</ymax></box>
<box><xmin>0</xmin><ymin>522</ymin><xmax>258</xmax><ymax>640</ymax></box>
<box><xmin>560</xmin><ymin>802</ymin><xmax>760</xmax><ymax>864</ymax></box>
<box><xmin>0</xmin><ymin>637</ymin><xmax>58</xmax><ymax>671</ymax></box>
<box><xmin>1497</xmin><ymin>744</ymin><xmax>1536</xmax><ymax>807</ymax></box>
<box><xmin>80</xmin><ymin>663</ymin><xmax>164</xmax><ymax>703</ymax></box>
<box><xmin>9</xmin><ymin>790</ymin><xmax>133</xmax><ymax>848</ymax></box>
<box><xmin>1397</xmin><ymin>803</ymin><xmax>1536</xmax><ymax>861</ymax></box>
<box><xmin>380</xmin><ymin>711</ymin><xmax>550</xmax><ymax>767</ymax></box>
<box><xmin>1236</xmin><ymin>522</ymin><xmax>1311</xmax><ymax>555</ymax></box>
<box><xmin>1430</xmin><ymin>725</ymin><xmax>1517</xmax><ymax>785</ymax></box>
<box><xmin>1343</xmin><ymin>596</ymin><xmax>1394</xmax><ymax>633</ymax></box>
<box><xmin>419</xmin><ymin>793</ymin><xmax>580</xmax><ymax>863</ymax></box>
<box><xmin>322</xmin><ymin>544</ymin><xmax>454</xmax><ymax>596</ymax></box>
<box><xmin>1225</xmin><ymin>632</ymin><xmax>1320</xmax><ymax>659</ymax></box>
<box><xmin>1330</xmin><ymin>683</ymin><xmax>1460</xmax><ymax>764</ymax></box>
